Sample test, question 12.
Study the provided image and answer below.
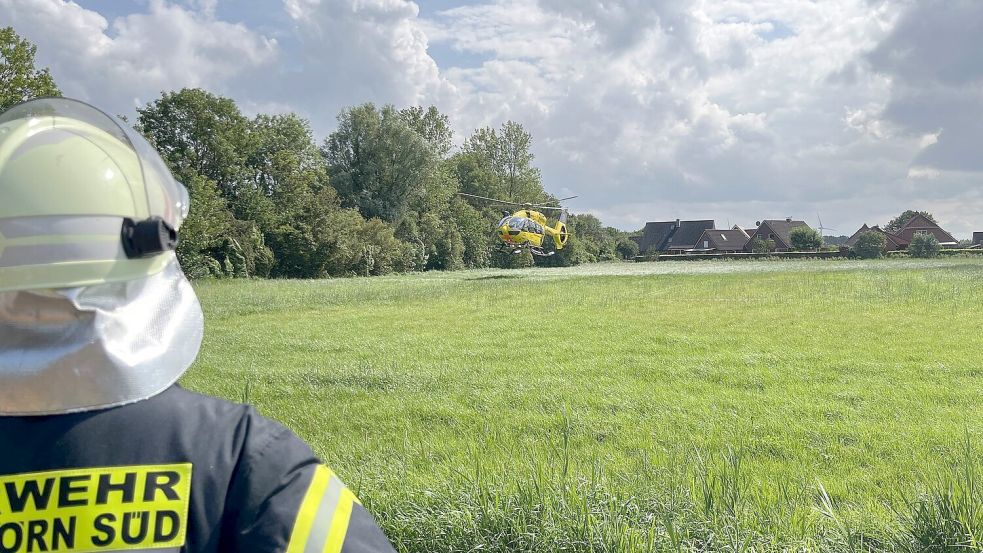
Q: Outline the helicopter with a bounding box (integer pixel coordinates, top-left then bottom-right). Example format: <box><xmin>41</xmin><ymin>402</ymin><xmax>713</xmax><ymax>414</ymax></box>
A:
<box><xmin>458</xmin><ymin>193</ymin><xmax>578</xmax><ymax>256</ymax></box>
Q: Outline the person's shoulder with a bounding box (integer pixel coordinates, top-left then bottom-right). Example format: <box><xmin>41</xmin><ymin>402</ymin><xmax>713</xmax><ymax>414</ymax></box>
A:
<box><xmin>133</xmin><ymin>384</ymin><xmax>244</xmax><ymax>431</ymax></box>
<box><xmin>162</xmin><ymin>385</ymin><xmax>315</xmax><ymax>459</ymax></box>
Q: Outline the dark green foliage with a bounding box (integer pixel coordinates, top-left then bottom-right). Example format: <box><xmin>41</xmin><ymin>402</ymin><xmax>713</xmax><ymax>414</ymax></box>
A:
<box><xmin>449</xmin><ymin>197</ymin><xmax>493</xmax><ymax>269</ymax></box>
<box><xmin>324</xmin><ymin>103</ymin><xmax>435</xmax><ymax>223</ymax></box>
<box><xmin>0</xmin><ymin>27</ymin><xmax>60</xmax><ymax>111</ymax></box>
<box><xmin>854</xmin><ymin>231</ymin><xmax>887</xmax><ymax>259</ymax></box>
<box><xmin>789</xmin><ymin>226</ymin><xmax>823</xmax><ymax>251</ymax></box>
<box><xmin>175</xmin><ymin>175</ymin><xmax>233</xmax><ymax>278</ymax></box>
<box><xmin>616</xmin><ymin>238</ymin><xmax>639</xmax><ymax>260</ymax></box>
<box><xmin>137</xmin><ymin>89</ymin><xmax>253</xmax><ymax>192</ymax></box>
<box><xmin>460</xmin><ymin>123</ymin><xmax>542</xmax><ymax>202</ymax></box>
<box><xmin>398</xmin><ymin>105</ymin><xmax>453</xmax><ymax>158</ymax></box>
<box><xmin>749</xmin><ymin>237</ymin><xmax>772</xmax><ymax>253</ymax></box>
<box><xmin>886</xmin><ymin>210</ymin><xmax>936</xmax><ymax>233</ymax></box>
<box><xmin>133</xmin><ymin>87</ymin><xmax>613</xmax><ymax>280</ymax></box>
<box><xmin>908</xmin><ymin>233</ymin><xmax>941</xmax><ymax>258</ymax></box>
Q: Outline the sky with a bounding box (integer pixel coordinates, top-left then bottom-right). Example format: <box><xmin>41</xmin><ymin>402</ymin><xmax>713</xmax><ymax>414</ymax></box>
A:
<box><xmin>2</xmin><ymin>0</ymin><xmax>981</xmax><ymax>237</ymax></box>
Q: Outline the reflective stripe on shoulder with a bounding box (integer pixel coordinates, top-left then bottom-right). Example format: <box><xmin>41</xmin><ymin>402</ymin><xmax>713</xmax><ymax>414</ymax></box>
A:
<box><xmin>287</xmin><ymin>465</ymin><xmax>362</xmax><ymax>553</ymax></box>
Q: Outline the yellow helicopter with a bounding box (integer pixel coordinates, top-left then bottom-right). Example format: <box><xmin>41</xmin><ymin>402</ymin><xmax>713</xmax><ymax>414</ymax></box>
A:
<box><xmin>459</xmin><ymin>193</ymin><xmax>578</xmax><ymax>256</ymax></box>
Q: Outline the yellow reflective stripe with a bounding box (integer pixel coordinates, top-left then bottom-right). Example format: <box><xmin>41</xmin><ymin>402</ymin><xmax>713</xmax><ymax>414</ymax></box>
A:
<box><xmin>286</xmin><ymin>465</ymin><xmax>332</xmax><ymax>553</ymax></box>
<box><xmin>321</xmin><ymin>487</ymin><xmax>357</xmax><ymax>553</ymax></box>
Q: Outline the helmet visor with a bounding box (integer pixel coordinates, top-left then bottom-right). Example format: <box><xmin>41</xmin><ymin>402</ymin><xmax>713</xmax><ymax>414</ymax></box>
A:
<box><xmin>0</xmin><ymin>97</ymin><xmax>189</xmax><ymax>228</ymax></box>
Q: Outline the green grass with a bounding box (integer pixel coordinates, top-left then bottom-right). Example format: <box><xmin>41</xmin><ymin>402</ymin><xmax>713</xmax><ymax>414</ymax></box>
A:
<box><xmin>183</xmin><ymin>258</ymin><xmax>983</xmax><ymax>552</ymax></box>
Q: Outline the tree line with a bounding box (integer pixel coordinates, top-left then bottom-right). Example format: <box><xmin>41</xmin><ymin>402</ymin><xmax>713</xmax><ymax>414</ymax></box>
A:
<box><xmin>1</xmin><ymin>27</ymin><xmax>637</xmax><ymax>280</ymax></box>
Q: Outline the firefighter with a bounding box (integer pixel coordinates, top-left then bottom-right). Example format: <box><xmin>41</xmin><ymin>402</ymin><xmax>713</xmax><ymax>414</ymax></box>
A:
<box><xmin>0</xmin><ymin>97</ymin><xmax>396</xmax><ymax>553</ymax></box>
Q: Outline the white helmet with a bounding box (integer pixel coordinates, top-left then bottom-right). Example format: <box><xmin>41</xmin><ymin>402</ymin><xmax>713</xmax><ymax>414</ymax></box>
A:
<box><xmin>0</xmin><ymin>98</ymin><xmax>203</xmax><ymax>416</ymax></box>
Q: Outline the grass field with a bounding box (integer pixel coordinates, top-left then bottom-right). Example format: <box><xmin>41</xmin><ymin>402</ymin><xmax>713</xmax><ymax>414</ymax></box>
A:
<box><xmin>183</xmin><ymin>258</ymin><xmax>983</xmax><ymax>552</ymax></box>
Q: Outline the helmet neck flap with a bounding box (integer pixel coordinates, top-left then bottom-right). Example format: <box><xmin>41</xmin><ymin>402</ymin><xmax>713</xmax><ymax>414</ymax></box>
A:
<box><xmin>0</xmin><ymin>254</ymin><xmax>203</xmax><ymax>416</ymax></box>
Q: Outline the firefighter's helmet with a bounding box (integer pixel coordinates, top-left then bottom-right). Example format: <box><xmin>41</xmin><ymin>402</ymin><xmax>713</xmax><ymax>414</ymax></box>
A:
<box><xmin>0</xmin><ymin>97</ymin><xmax>190</xmax><ymax>292</ymax></box>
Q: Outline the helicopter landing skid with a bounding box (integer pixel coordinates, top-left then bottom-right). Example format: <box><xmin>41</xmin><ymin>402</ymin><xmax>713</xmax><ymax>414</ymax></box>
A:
<box><xmin>498</xmin><ymin>244</ymin><xmax>554</xmax><ymax>256</ymax></box>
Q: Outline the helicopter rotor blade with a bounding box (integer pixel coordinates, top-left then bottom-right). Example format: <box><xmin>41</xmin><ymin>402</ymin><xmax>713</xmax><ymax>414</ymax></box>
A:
<box><xmin>530</xmin><ymin>195</ymin><xmax>579</xmax><ymax>208</ymax></box>
<box><xmin>457</xmin><ymin>192</ymin><xmax>527</xmax><ymax>207</ymax></box>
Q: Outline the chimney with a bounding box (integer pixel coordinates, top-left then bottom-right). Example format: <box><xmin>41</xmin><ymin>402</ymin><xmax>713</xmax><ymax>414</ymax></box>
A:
<box><xmin>675</xmin><ymin>219</ymin><xmax>681</xmax><ymax>229</ymax></box>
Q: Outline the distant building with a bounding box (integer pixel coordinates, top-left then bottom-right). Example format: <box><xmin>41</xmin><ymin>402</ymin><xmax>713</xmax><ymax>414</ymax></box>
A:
<box><xmin>891</xmin><ymin>214</ymin><xmax>958</xmax><ymax>247</ymax></box>
<box><xmin>746</xmin><ymin>218</ymin><xmax>812</xmax><ymax>252</ymax></box>
<box><xmin>633</xmin><ymin>220</ymin><xmax>715</xmax><ymax>254</ymax></box>
<box><xmin>694</xmin><ymin>228</ymin><xmax>751</xmax><ymax>252</ymax></box>
<box><xmin>973</xmin><ymin>232</ymin><xmax>983</xmax><ymax>247</ymax></box>
<box><xmin>847</xmin><ymin>215</ymin><xmax>959</xmax><ymax>251</ymax></box>
<box><xmin>845</xmin><ymin>224</ymin><xmax>907</xmax><ymax>252</ymax></box>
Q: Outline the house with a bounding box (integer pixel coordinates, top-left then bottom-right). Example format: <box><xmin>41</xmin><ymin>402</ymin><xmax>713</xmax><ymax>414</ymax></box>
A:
<box><xmin>971</xmin><ymin>232</ymin><xmax>982</xmax><ymax>247</ymax></box>
<box><xmin>633</xmin><ymin>220</ymin><xmax>715</xmax><ymax>254</ymax></box>
<box><xmin>846</xmin><ymin>216</ymin><xmax>959</xmax><ymax>250</ymax></box>
<box><xmin>694</xmin><ymin>228</ymin><xmax>751</xmax><ymax>252</ymax></box>
<box><xmin>892</xmin><ymin>214</ymin><xmax>958</xmax><ymax>247</ymax></box>
<box><xmin>746</xmin><ymin>218</ymin><xmax>812</xmax><ymax>252</ymax></box>
<box><xmin>845</xmin><ymin>224</ymin><xmax>907</xmax><ymax>251</ymax></box>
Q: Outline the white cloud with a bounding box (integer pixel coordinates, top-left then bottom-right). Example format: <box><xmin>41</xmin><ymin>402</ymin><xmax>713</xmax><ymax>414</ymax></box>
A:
<box><xmin>4</xmin><ymin>0</ymin><xmax>980</xmax><ymax>237</ymax></box>
<box><xmin>421</xmin><ymin>0</ymin><xmax>981</xmax><ymax>236</ymax></box>
<box><xmin>0</xmin><ymin>0</ymin><xmax>278</xmax><ymax>111</ymax></box>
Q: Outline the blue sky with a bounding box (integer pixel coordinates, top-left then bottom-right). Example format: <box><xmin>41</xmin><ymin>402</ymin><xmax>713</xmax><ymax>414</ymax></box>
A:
<box><xmin>3</xmin><ymin>0</ymin><xmax>981</xmax><ymax>237</ymax></box>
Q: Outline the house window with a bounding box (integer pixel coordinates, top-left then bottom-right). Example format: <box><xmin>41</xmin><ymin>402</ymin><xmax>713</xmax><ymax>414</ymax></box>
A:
<box><xmin>704</xmin><ymin>240</ymin><xmax>709</xmax><ymax>249</ymax></box>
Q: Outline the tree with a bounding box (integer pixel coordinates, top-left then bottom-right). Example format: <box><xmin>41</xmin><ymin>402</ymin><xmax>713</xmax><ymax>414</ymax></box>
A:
<box><xmin>886</xmin><ymin>210</ymin><xmax>936</xmax><ymax>233</ymax></box>
<box><xmin>324</xmin><ymin>103</ymin><xmax>436</xmax><ymax>223</ymax></box>
<box><xmin>854</xmin><ymin>231</ymin><xmax>887</xmax><ymax>259</ymax></box>
<box><xmin>908</xmin><ymin>232</ymin><xmax>941</xmax><ymax>258</ymax></box>
<box><xmin>137</xmin><ymin>89</ymin><xmax>253</xmax><ymax>196</ymax></box>
<box><xmin>175</xmin><ymin>175</ymin><xmax>234</xmax><ymax>278</ymax></box>
<box><xmin>461</xmin><ymin>122</ymin><xmax>542</xmax><ymax>202</ymax></box>
<box><xmin>138</xmin><ymin>89</ymin><xmax>353</xmax><ymax>279</ymax></box>
<box><xmin>399</xmin><ymin>106</ymin><xmax>453</xmax><ymax>158</ymax></box>
<box><xmin>448</xmin><ymin>196</ymin><xmax>493</xmax><ymax>268</ymax></box>
<box><xmin>616</xmin><ymin>238</ymin><xmax>640</xmax><ymax>260</ymax></box>
<box><xmin>0</xmin><ymin>27</ymin><xmax>60</xmax><ymax>111</ymax></box>
<box><xmin>789</xmin><ymin>227</ymin><xmax>823</xmax><ymax>251</ymax></box>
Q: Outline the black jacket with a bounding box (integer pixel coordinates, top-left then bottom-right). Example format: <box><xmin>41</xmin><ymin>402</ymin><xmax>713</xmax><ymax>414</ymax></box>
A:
<box><xmin>0</xmin><ymin>385</ymin><xmax>396</xmax><ymax>553</ymax></box>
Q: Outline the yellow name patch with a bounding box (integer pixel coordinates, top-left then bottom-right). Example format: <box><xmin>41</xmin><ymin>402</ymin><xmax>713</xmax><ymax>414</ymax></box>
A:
<box><xmin>0</xmin><ymin>464</ymin><xmax>192</xmax><ymax>553</ymax></box>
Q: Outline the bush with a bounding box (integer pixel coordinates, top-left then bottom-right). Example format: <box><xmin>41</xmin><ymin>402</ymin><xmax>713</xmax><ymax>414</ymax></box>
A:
<box><xmin>854</xmin><ymin>231</ymin><xmax>887</xmax><ymax>259</ymax></box>
<box><xmin>790</xmin><ymin>227</ymin><xmax>823</xmax><ymax>251</ymax></box>
<box><xmin>749</xmin><ymin>237</ymin><xmax>772</xmax><ymax>253</ymax></box>
<box><xmin>908</xmin><ymin>233</ymin><xmax>941</xmax><ymax>258</ymax></box>
<box><xmin>615</xmin><ymin>238</ymin><xmax>639</xmax><ymax>260</ymax></box>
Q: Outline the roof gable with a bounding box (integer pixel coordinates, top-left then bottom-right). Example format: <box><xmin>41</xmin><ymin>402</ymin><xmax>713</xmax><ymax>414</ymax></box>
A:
<box><xmin>895</xmin><ymin>215</ymin><xmax>956</xmax><ymax>244</ymax></box>
<box><xmin>696</xmin><ymin>229</ymin><xmax>750</xmax><ymax>251</ymax></box>
<box><xmin>900</xmin><ymin>213</ymin><xmax>937</xmax><ymax>231</ymax></box>
<box><xmin>753</xmin><ymin>219</ymin><xmax>810</xmax><ymax>248</ymax></box>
